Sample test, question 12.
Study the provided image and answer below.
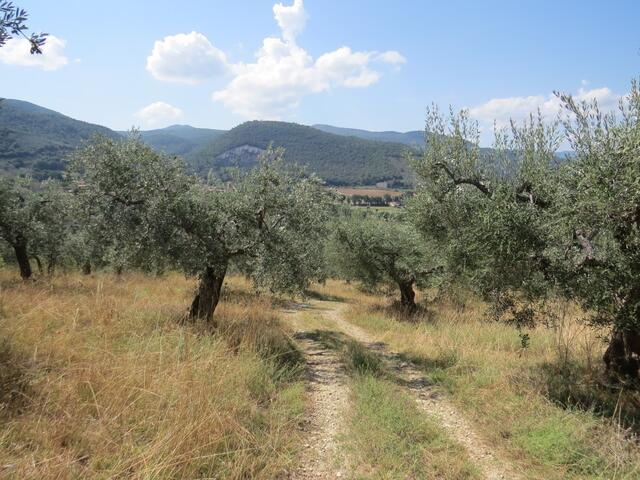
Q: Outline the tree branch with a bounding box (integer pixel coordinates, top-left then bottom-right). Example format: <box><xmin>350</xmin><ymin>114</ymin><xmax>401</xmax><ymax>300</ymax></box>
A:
<box><xmin>435</xmin><ymin>162</ymin><xmax>492</xmax><ymax>197</ymax></box>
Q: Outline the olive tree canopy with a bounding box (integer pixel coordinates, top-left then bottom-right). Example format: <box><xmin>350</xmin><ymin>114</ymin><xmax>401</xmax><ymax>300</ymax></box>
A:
<box><xmin>70</xmin><ymin>135</ymin><xmax>330</xmax><ymax>321</ymax></box>
<box><xmin>331</xmin><ymin>213</ymin><xmax>437</xmax><ymax>311</ymax></box>
<box><xmin>409</xmin><ymin>79</ymin><xmax>640</xmax><ymax>378</ymax></box>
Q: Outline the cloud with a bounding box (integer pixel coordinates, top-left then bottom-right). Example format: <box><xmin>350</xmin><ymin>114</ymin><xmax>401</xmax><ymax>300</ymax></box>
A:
<box><xmin>273</xmin><ymin>0</ymin><xmax>308</xmax><ymax>42</ymax></box>
<box><xmin>146</xmin><ymin>32</ymin><xmax>230</xmax><ymax>84</ymax></box>
<box><xmin>147</xmin><ymin>1</ymin><xmax>406</xmax><ymax>118</ymax></box>
<box><xmin>212</xmin><ymin>0</ymin><xmax>405</xmax><ymax>118</ymax></box>
<box><xmin>469</xmin><ymin>85</ymin><xmax>623</xmax><ymax>129</ymax></box>
<box><xmin>135</xmin><ymin>102</ymin><xmax>184</xmax><ymax>127</ymax></box>
<box><xmin>377</xmin><ymin>50</ymin><xmax>406</xmax><ymax>65</ymax></box>
<box><xmin>0</xmin><ymin>35</ymin><xmax>69</xmax><ymax>70</ymax></box>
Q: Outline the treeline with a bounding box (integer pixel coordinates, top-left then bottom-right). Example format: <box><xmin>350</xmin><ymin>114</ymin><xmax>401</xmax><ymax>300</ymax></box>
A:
<box><xmin>343</xmin><ymin>193</ymin><xmax>403</xmax><ymax>207</ymax></box>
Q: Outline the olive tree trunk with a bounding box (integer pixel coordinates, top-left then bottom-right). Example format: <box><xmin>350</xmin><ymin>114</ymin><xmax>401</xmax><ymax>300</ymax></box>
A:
<box><xmin>603</xmin><ymin>328</ymin><xmax>640</xmax><ymax>379</ymax></box>
<box><xmin>188</xmin><ymin>265</ymin><xmax>227</xmax><ymax>322</ymax></box>
<box><xmin>398</xmin><ymin>280</ymin><xmax>417</xmax><ymax>312</ymax></box>
<box><xmin>13</xmin><ymin>242</ymin><xmax>32</xmax><ymax>280</ymax></box>
<box><xmin>82</xmin><ymin>261</ymin><xmax>92</xmax><ymax>275</ymax></box>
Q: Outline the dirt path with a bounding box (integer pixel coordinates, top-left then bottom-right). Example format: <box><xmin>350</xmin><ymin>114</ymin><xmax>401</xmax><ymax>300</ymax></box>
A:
<box><xmin>292</xmin><ymin>299</ymin><xmax>520</xmax><ymax>480</ymax></box>
<box><xmin>283</xmin><ymin>307</ymin><xmax>349</xmax><ymax>479</ymax></box>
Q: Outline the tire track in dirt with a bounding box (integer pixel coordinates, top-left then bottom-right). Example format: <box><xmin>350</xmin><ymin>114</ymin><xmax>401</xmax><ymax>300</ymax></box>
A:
<box><xmin>302</xmin><ymin>299</ymin><xmax>520</xmax><ymax>480</ymax></box>
<box><xmin>283</xmin><ymin>306</ymin><xmax>349</xmax><ymax>479</ymax></box>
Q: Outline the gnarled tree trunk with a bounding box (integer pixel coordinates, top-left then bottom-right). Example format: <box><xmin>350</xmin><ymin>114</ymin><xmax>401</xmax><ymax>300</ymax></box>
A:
<box><xmin>398</xmin><ymin>280</ymin><xmax>417</xmax><ymax>312</ymax></box>
<box><xmin>82</xmin><ymin>261</ymin><xmax>92</xmax><ymax>275</ymax></box>
<box><xmin>188</xmin><ymin>265</ymin><xmax>227</xmax><ymax>323</ymax></box>
<box><xmin>13</xmin><ymin>242</ymin><xmax>32</xmax><ymax>280</ymax></box>
<box><xmin>47</xmin><ymin>257</ymin><xmax>56</xmax><ymax>276</ymax></box>
<box><xmin>604</xmin><ymin>328</ymin><xmax>640</xmax><ymax>379</ymax></box>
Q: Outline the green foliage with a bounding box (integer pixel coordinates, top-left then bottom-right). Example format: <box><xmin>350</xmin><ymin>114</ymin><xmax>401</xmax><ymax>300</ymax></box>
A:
<box><xmin>410</xmin><ymin>79</ymin><xmax>640</xmax><ymax>376</ymax></box>
<box><xmin>69</xmin><ymin>135</ymin><xmax>330</xmax><ymax>314</ymax></box>
<box><xmin>0</xmin><ymin>1</ymin><xmax>46</xmax><ymax>53</ymax></box>
<box><xmin>313</xmin><ymin>123</ymin><xmax>426</xmax><ymax>148</ymax></box>
<box><xmin>410</xmin><ymin>106</ymin><xmax>561</xmax><ymax>324</ymax></box>
<box><xmin>189</xmin><ymin>120</ymin><xmax>412</xmax><ymax>186</ymax></box>
<box><xmin>136</xmin><ymin>124</ymin><xmax>225</xmax><ymax>157</ymax></box>
<box><xmin>330</xmin><ymin>212</ymin><xmax>437</xmax><ymax>307</ymax></box>
<box><xmin>0</xmin><ymin>176</ymin><xmax>77</xmax><ymax>276</ymax></box>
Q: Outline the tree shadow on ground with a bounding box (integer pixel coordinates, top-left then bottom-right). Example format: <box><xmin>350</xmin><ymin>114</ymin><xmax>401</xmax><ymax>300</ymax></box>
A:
<box><xmin>365</xmin><ymin>300</ymin><xmax>436</xmax><ymax>323</ymax></box>
<box><xmin>303</xmin><ymin>289</ymin><xmax>347</xmax><ymax>303</ymax></box>
<box><xmin>295</xmin><ymin>330</ymin><xmax>385</xmax><ymax>377</ymax></box>
<box><xmin>531</xmin><ymin>358</ymin><xmax>640</xmax><ymax>435</ymax></box>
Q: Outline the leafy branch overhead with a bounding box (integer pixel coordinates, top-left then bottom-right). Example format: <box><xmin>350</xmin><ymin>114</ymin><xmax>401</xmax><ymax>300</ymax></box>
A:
<box><xmin>0</xmin><ymin>1</ymin><xmax>47</xmax><ymax>53</ymax></box>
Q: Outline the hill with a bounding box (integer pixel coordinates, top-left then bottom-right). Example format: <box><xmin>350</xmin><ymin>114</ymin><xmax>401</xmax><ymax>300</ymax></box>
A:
<box><xmin>0</xmin><ymin>100</ymin><xmax>419</xmax><ymax>186</ymax></box>
<box><xmin>135</xmin><ymin>125</ymin><xmax>226</xmax><ymax>157</ymax></box>
<box><xmin>0</xmin><ymin>99</ymin><xmax>120</xmax><ymax>179</ymax></box>
<box><xmin>313</xmin><ymin>124</ymin><xmax>425</xmax><ymax>149</ymax></box>
<box><xmin>189</xmin><ymin>121</ymin><xmax>413</xmax><ymax>186</ymax></box>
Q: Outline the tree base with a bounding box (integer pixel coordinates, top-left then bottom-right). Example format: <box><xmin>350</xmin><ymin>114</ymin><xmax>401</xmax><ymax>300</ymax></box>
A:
<box><xmin>604</xmin><ymin>329</ymin><xmax>640</xmax><ymax>379</ymax></box>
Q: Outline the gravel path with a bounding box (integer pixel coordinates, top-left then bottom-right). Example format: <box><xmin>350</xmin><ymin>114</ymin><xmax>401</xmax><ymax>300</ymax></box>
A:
<box><xmin>283</xmin><ymin>307</ymin><xmax>349</xmax><ymax>479</ymax></box>
<box><xmin>291</xmin><ymin>299</ymin><xmax>520</xmax><ymax>480</ymax></box>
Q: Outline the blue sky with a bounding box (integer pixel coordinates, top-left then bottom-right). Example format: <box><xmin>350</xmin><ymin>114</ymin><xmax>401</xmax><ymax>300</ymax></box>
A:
<box><xmin>1</xmin><ymin>0</ymin><xmax>638</xmax><ymax>144</ymax></box>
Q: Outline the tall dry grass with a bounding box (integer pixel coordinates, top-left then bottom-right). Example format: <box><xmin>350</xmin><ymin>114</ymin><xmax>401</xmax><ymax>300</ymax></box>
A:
<box><xmin>0</xmin><ymin>270</ymin><xmax>305</xmax><ymax>479</ymax></box>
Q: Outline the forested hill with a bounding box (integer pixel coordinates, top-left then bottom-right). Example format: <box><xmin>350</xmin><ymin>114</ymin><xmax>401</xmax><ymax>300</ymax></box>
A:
<box><xmin>189</xmin><ymin>121</ymin><xmax>413</xmax><ymax>186</ymax></box>
<box><xmin>0</xmin><ymin>99</ymin><xmax>417</xmax><ymax>186</ymax></box>
<box><xmin>313</xmin><ymin>124</ymin><xmax>425</xmax><ymax>149</ymax></box>
<box><xmin>0</xmin><ymin>99</ymin><xmax>120</xmax><ymax>179</ymax></box>
<box><xmin>135</xmin><ymin>125</ymin><xmax>226</xmax><ymax>157</ymax></box>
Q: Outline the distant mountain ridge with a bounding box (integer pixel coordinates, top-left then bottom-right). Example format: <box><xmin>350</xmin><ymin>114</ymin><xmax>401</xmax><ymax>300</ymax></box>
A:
<box><xmin>0</xmin><ymin>98</ymin><xmax>422</xmax><ymax>185</ymax></box>
<box><xmin>313</xmin><ymin>124</ymin><xmax>425</xmax><ymax>148</ymax></box>
<box><xmin>132</xmin><ymin>125</ymin><xmax>226</xmax><ymax>157</ymax></box>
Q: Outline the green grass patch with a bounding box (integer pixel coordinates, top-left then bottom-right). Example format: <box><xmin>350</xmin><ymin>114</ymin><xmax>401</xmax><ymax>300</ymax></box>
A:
<box><xmin>345</xmin><ymin>375</ymin><xmax>479</xmax><ymax>479</ymax></box>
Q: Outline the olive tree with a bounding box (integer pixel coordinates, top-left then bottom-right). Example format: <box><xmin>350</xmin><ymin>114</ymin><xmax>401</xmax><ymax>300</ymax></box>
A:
<box><xmin>0</xmin><ymin>178</ymin><xmax>72</xmax><ymax>278</ymax></box>
<box><xmin>0</xmin><ymin>177</ymin><xmax>39</xmax><ymax>278</ymax></box>
<box><xmin>557</xmin><ymin>81</ymin><xmax>640</xmax><ymax>376</ymax></box>
<box><xmin>70</xmin><ymin>135</ymin><xmax>329</xmax><ymax>322</ymax></box>
<box><xmin>410</xmin><ymin>107</ymin><xmax>561</xmax><ymax>325</ymax></box>
<box><xmin>410</xmin><ymin>80</ymin><xmax>640</xmax><ymax>378</ymax></box>
<box><xmin>331</xmin><ymin>213</ymin><xmax>437</xmax><ymax>311</ymax></box>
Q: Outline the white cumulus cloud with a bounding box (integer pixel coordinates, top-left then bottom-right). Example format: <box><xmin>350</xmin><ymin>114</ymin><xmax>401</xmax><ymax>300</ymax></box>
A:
<box><xmin>146</xmin><ymin>32</ymin><xmax>230</xmax><ymax>84</ymax></box>
<box><xmin>273</xmin><ymin>0</ymin><xmax>308</xmax><ymax>42</ymax></box>
<box><xmin>135</xmin><ymin>102</ymin><xmax>184</xmax><ymax>127</ymax></box>
<box><xmin>212</xmin><ymin>0</ymin><xmax>406</xmax><ymax>118</ymax></box>
<box><xmin>377</xmin><ymin>50</ymin><xmax>407</xmax><ymax>65</ymax></box>
<box><xmin>469</xmin><ymin>85</ymin><xmax>624</xmax><ymax>129</ymax></box>
<box><xmin>147</xmin><ymin>1</ymin><xmax>406</xmax><ymax>119</ymax></box>
<box><xmin>0</xmin><ymin>35</ymin><xmax>69</xmax><ymax>71</ymax></box>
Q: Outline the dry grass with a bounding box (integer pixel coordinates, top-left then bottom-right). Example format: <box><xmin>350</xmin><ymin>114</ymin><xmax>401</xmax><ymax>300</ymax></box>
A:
<box><xmin>309</xmin><ymin>279</ymin><xmax>640</xmax><ymax>479</ymax></box>
<box><xmin>0</xmin><ymin>270</ymin><xmax>305</xmax><ymax>479</ymax></box>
